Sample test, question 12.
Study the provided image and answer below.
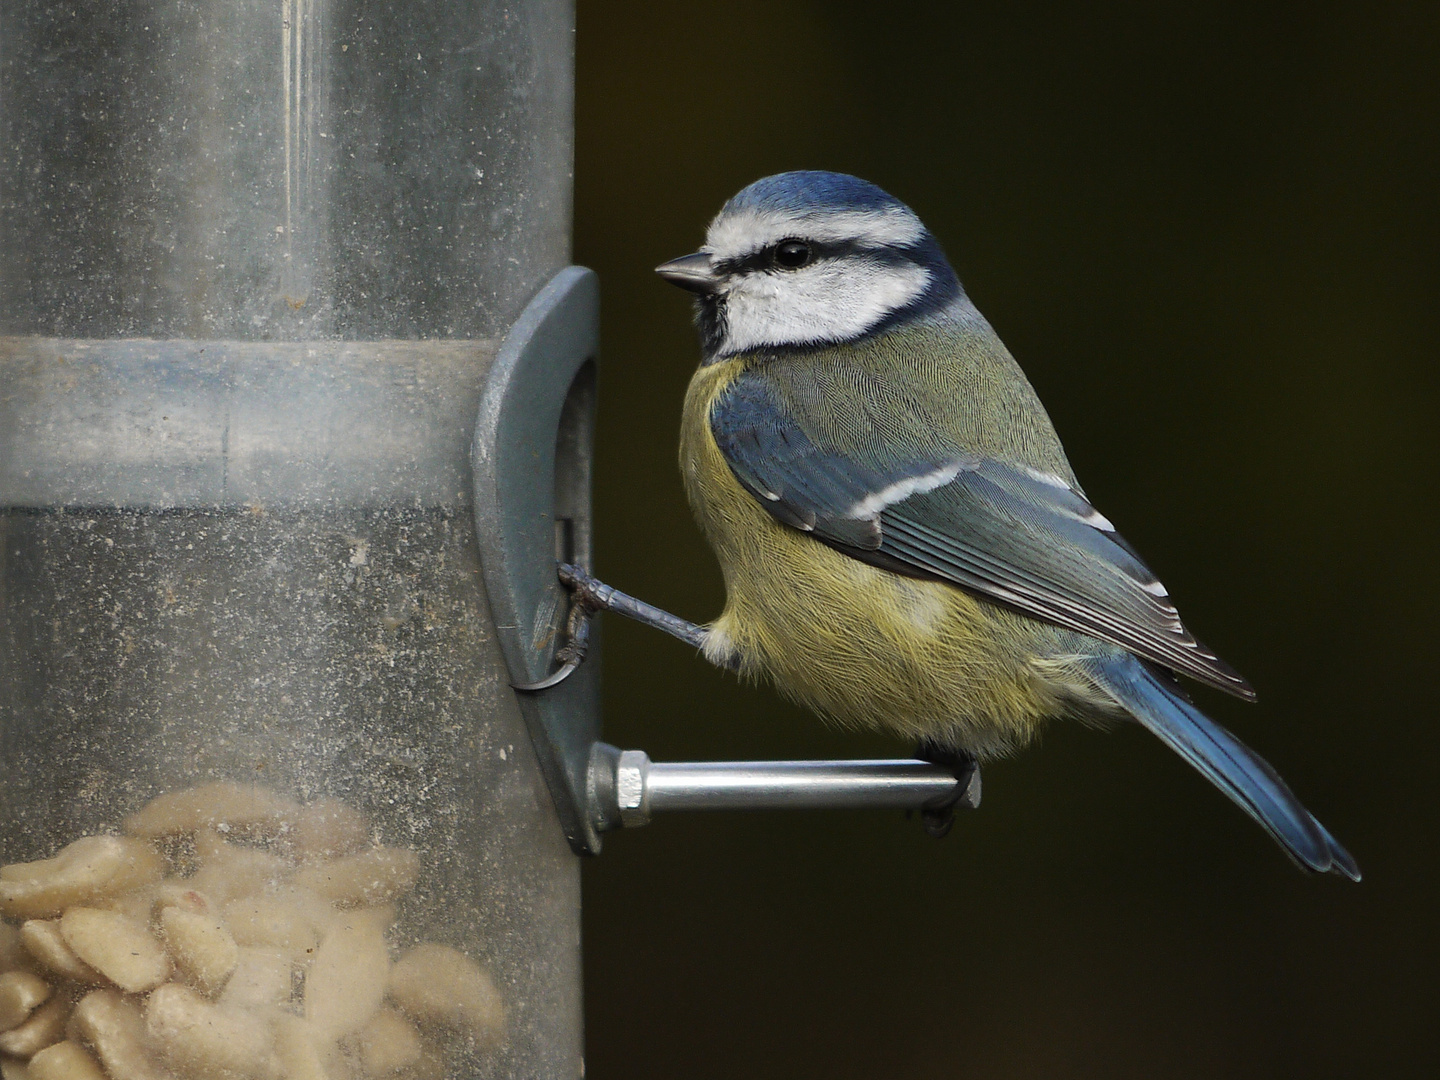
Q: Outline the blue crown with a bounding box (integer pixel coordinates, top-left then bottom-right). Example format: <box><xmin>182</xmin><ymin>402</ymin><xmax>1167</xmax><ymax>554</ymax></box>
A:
<box><xmin>723</xmin><ymin>171</ymin><xmax>910</xmax><ymax>218</ymax></box>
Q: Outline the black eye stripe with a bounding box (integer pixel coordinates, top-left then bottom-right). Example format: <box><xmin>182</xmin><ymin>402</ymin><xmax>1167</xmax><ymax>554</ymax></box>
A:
<box><xmin>713</xmin><ymin>239</ymin><xmax>919</xmax><ymax>277</ymax></box>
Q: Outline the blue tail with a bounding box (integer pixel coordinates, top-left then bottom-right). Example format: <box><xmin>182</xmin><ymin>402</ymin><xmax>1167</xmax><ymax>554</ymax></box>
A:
<box><xmin>1088</xmin><ymin>654</ymin><xmax>1360</xmax><ymax>881</ymax></box>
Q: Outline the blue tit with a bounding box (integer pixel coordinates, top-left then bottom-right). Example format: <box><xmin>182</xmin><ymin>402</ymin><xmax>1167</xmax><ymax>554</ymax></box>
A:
<box><xmin>562</xmin><ymin>170</ymin><xmax>1357</xmax><ymax>879</ymax></box>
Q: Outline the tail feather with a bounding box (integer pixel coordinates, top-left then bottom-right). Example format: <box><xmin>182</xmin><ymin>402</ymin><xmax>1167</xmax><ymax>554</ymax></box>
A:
<box><xmin>1088</xmin><ymin>654</ymin><xmax>1360</xmax><ymax>881</ymax></box>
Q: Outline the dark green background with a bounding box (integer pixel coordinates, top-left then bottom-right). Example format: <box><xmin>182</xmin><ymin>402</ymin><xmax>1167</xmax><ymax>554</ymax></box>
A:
<box><xmin>573</xmin><ymin>4</ymin><xmax>1437</xmax><ymax>1077</ymax></box>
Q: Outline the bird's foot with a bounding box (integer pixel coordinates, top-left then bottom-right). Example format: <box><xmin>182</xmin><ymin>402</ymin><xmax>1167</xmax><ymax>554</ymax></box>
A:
<box><xmin>515</xmin><ymin>563</ymin><xmax>714</xmax><ymax>691</ymax></box>
<box><xmin>912</xmin><ymin>741</ymin><xmax>980</xmax><ymax>839</ymax></box>
<box><xmin>557</xmin><ymin>561</ymin><xmax>606</xmax><ymax>608</ymax></box>
<box><xmin>513</xmin><ymin>563</ymin><xmax>602</xmax><ymax>692</ymax></box>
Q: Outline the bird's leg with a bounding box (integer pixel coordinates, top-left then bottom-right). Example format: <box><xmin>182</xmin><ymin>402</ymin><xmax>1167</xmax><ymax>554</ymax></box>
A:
<box><xmin>560</xmin><ymin>563</ymin><xmax>710</xmax><ymax>648</ymax></box>
<box><xmin>514</xmin><ymin>563</ymin><xmax>711</xmax><ymax>691</ymax></box>
<box><xmin>912</xmin><ymin>740</ymin><xmax>980</xmax><ymax>839</ymax></box>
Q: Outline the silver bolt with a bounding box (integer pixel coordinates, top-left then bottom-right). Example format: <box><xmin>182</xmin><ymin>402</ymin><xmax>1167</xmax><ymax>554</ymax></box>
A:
<box><xmin>615</xmin><ymin>749</ymin><xmax>651</xmax><ymax>827</ymax></box>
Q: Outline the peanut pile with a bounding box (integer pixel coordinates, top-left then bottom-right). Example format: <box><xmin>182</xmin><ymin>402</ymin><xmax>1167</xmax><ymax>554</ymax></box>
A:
<box><xmin>0</xmin><ymin>783</ymin><xmax>504</xmax><ymax>1080</ymax></box>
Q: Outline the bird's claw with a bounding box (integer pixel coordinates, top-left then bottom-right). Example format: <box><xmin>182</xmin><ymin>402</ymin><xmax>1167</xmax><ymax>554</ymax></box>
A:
<box><xmin>913</xmin><ymin>742</ymin><xmax>979</xmax><ymax>839</ymax></box>
<box><xmin>512</xmin><ymin>656</ymin><xmax>583</xmax><ymax>692</ymax></box>
<box><xmin>512</xmin><ymin>563</ymin><xmax>601</xmax><ymax>693</ymax></box>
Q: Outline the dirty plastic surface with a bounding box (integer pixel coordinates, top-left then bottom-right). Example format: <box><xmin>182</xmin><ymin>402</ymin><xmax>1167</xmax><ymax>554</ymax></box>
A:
<box><xmin>0</xmin><ymin>0</ymin><xmax>573</xmax><ymax>342</ymax></box>
<box><xmin>0</xmin><ymin>0</ymin><xmax>582</xmax><ymax>1076</ymax></box>
<box><xmin>0</xmin><ymin>340</ymin><xmax>583</xmax><ymax>1078</ymax></box>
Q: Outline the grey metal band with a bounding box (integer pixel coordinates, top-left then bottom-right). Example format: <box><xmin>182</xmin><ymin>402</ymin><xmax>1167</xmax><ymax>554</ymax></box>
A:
<box><xmin>0</xmin><ymin>336</ymin><xmax>493</xmax><ymax>509</ymax></box>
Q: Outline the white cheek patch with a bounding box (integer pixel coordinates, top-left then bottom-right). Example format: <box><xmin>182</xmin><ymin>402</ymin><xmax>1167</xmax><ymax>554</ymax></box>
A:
<box><xmin>720</xmin><ymin>259</ymin><xmax>931</xmax><ymax>354</ymax></box>
<box><xmin>706</xmin><ymin>206</ymin><xmax>925</xmax><ymax>256</ymax></box>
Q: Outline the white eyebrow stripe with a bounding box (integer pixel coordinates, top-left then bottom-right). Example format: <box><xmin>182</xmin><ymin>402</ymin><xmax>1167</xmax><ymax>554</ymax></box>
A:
<box><xmin>705</xmin><ymin>205</ymin><xmax>925</xmax><ymax>257</ymax></box>
<box><xmin>848</xmin><ymin>461</ymin><xmax>969</xmax><ymax>518</ymax></box>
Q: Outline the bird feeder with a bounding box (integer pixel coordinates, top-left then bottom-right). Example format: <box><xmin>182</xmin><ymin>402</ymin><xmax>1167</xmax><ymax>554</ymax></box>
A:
<box><xmin>0</xmin><ymin>4</ymin><xmax>970</xmax><ymax>1078</ymax></box>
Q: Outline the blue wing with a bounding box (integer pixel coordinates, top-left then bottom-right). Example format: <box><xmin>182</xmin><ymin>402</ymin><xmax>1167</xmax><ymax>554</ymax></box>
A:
<box><xmin>710</xmin><ymin>369</ymin><xmax>1255</xmax><ymax>700</ymax></box>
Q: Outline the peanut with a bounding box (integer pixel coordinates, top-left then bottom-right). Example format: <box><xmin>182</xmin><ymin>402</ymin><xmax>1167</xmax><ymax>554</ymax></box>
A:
<box><xmin>352</xmin><ymin>1008</ymin><xmax>422</xmax><ymax>1076</ymax></box>
<box><xmin>152</xmin><ymin>884</ymin><xmax>216</xmax><ymax>920</ymax></box>
<box><xmin>0</xmin><ymin>972</ymin><xmax>50</xmax><ymax>1032</ymax></box>
<box><xmin>2</xmin><ymin>782</ymin><xmax>509</xmax><ymax>1075</ymax></box>
<box><xmin>304</xmin><ymin>920</ymin><xmax>389</xmax><ymax>1041</ymax></box>
<box><xmin>217</xmin><ymin>949</ymin><xmax>292</xmax><ymax>1012</ymax></box>
<box><xmin>0</xmin><ymin>997</ymin><xmax>68</xmax><ymax>1058</ymax></box>
<box><xmin>143</xmin><ymin>984</ymin><xmax>277</xmax><ymax>1080</ymax></box>
<box><xmin>121</xmin><ymin>783</ymin><xmax>303</xmax><ymax>842</ymax></box>
<box><xmin>288</xmin><ymin>800</ymin><xmax>370</xmax><ymax>862</ymax></box>
<box><xmin>292</xmin><ymin>849</ymin><xmax>418</xmax><ymax>909</ymax></box>
<box><xmin>159</xmin><ymin>909</ymin><xmax>238</xmax><ymax>997</ymax></box>
<box><xmin>26</xmin><ymin>1042</ymin><xmax>105</xmax><ymax>1080</ymax></box>
<box><xmin>0</xmin><ymin>922</ymin><xmax>35</xmax><ymax>973</ymax></box>
<box><xmin>94</xmin><ymin>890</ymin><xmax>157</xmax><ymax>927</ymax></box>
<box><xmin>59</xmin><ymin>910</ymin><xmax>170</xmax><ymax>994</ymax></box>
<box><xmin>67</xmin><ymin>990</ymin><xmax>171</xmax><ymax>1080</ymax></box>
<box><xmin>1</xmin><ymin>838</ymin><xmax>163</xmax><ymax>921</ymax></box>
<box><xmin>387</xmin><ymin>944</ymin><xmax>503</xmax><ymax>1048</ymax></box>
<box><xmin>188</xmin><ymin>834</ymin><xmax>291</xmax><ymax>905</ymax></box>
<box><xmin>270</xmin><ymin>1016</ymin><xmax>343</xmax><ymax>1080</ymax></box>
<box><xmin>340</xmin><ymin>907</ymin><xmax>396</xmax><ymax>938</ymax></box>
<box><xmin>222</xmin><ymin>892</ymin><xmax>329</xmax><ymax>962</ymax></box>
<box><xmin>18</xmin><ymin>924</ymin><xmax>102</xmax><ymax>986</ymax></box>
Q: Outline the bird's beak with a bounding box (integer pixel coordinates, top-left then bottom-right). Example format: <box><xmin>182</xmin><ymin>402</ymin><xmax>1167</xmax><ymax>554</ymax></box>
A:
<box><xmin>655</xmin><ymin>252</ymin><xmax>721</xmax><ymax>294</ymax></box>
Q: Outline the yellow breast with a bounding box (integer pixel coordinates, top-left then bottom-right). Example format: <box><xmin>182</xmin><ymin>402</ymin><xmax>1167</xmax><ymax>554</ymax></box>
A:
<box><xmin>678</xmin><ymin>360</ymin><xmax>1066</xmax><ymax>758</ymax></box>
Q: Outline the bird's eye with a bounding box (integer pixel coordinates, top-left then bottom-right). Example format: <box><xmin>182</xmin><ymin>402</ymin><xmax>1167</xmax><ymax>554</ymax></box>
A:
<box><xmin>772</xmin><ymin>240</ymin><xmax>813</xmax><ymax>270</ymax></box>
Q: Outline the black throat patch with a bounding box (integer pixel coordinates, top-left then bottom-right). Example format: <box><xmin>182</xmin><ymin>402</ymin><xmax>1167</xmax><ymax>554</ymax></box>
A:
<box><xmin>694</xmin><ymin>293</ymin><xmax>729</xmax><ymax>363</ymax></box>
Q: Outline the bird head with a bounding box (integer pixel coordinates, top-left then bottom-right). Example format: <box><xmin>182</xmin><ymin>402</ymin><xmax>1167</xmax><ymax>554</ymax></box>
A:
<box><xmin>657</xmin><ymin>171</ymin><xmax>962</xmax><ymax>361</ymax></box>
